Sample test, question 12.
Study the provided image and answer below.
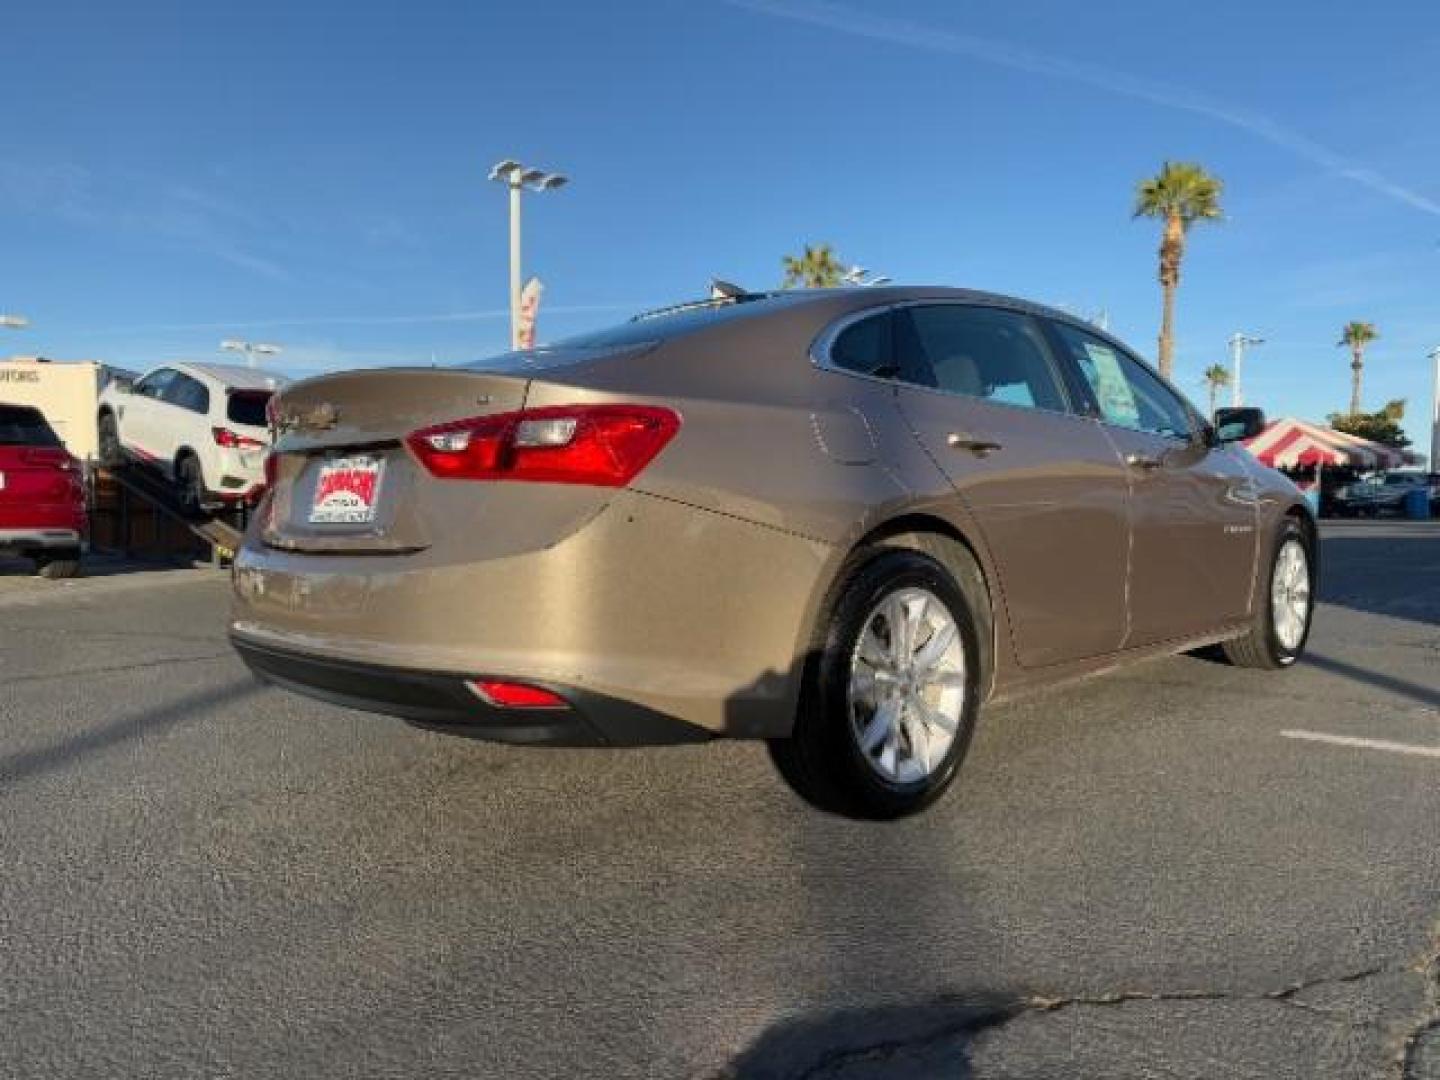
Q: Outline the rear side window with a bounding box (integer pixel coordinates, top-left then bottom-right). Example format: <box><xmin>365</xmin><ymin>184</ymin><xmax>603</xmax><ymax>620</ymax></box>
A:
<box><xmin>895</xmin><ymin>305</ymin><xmax>1069</xmax><ymax>412</ymax></box>
<box><xmin>0</xmin><ymin>405</ymin><xmax>62</xmax><ymax>447</ymax></box>
<box><xmin>828</xmin><ymin>311</ymin><xmax>895</xmax><ymax>378</ymax></box>
<box><xmin>227</xmin><ymin>391</ymin><xmax>271</xmax><ymax>428</ymax></box>
<box><xmin>165</xmin><ymin>374</ymin><xmax>211</xmax><ymax>414</ymax></box>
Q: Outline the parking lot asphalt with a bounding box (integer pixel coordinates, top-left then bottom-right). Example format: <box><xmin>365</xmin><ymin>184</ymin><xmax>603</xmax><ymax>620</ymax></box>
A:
<box><xmin>1</xmin><ymin>522</ymin><xmax>1437</xmax><ymax>1079</ymax></box>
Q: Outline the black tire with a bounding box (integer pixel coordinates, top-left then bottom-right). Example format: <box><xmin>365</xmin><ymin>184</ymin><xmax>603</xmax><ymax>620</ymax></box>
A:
<box><xmin>177</xmin><ymin>453</ymin><xmax>208</xmax><ymax>518</ymax></box>
<box><xmin>98</xmin><ymin>412</ymin><xmax>122</xmax><ymax>468</ymax></box>
<box><xmin>769</xmin><ymin>545</ymin><xmax>985</xmax><ymax>819</ymax></box>
<box><xmin>1221</xmin><ymin>518</ymin><xmax>1315</xmax><ymax>670</ymax></box>
<box><xmin>34</xmin><ymin>550</ymin><xmax>83</xmax><ymax>579</ymax></box>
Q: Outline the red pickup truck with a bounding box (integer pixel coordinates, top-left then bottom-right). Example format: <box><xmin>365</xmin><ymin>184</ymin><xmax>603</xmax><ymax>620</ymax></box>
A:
<box><xmin>0</xmin><ymin>403</ymin><xmax>86</xmax><ymax>578</ymax></box>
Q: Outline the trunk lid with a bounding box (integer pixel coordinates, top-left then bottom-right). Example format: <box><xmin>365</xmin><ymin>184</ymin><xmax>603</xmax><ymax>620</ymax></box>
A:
<box><xmin>262</xmin><ymin>368</ymin><xmax>531</xmax><ymax>553</ymax></box>
<box><xmin>0</xmin><ymin>445</ymin><xmax>83</xmax><ymax>508</ymax></box>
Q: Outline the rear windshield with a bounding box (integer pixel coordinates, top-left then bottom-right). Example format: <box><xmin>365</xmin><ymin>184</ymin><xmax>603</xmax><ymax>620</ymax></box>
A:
<box><xmin>457</xmin><ymin>293</ymin><xmax>816</xmax><ymax>371</ymax></box>
<box><xmin>0</xmin><ymin>405</ymin><xmax>62</xmax><ymax>447</ymax></box>
<box><xmin>227</xmin><ymin>391</ymin><xmax>272</xmax><ymax>428</ymax></box>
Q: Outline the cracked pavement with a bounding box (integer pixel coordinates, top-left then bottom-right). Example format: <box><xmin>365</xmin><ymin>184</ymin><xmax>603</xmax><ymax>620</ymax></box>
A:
<box><xmin>1</xmin><ymin>522</ymin><xmax>1437</xmax><ymax>1078</ymax></box>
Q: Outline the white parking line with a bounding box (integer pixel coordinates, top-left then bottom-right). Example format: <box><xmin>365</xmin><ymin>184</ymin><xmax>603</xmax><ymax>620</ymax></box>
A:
<box><xmin>1282</xmin><ymin>730</ymin><xmax>1440</xmax><ymax>759</ymax></box>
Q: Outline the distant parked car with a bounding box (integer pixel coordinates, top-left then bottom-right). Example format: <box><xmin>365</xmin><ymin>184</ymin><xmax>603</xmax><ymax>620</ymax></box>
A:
<box><xmin>0</xmin><ymin>403</ymin><xmax>87</xmax><ymax>578</ymax></box>
<box><xmin>97</xmin><ymin>362</ymin><xmax>287</xmax><ymax>514</ymax></box>
<box><xmin>231</xmin><ymin>287</ymin><xmax>1317</xmax><ymax>819</ymax></box>
<box><xmin>1332</xmin><ymin>471</ymin><xmax>1436</xmax><ymax>516</ymax></box>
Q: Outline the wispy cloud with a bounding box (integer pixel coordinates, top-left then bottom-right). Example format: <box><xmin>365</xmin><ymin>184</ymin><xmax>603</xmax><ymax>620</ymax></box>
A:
<box><xmin>0</xmin><ymin>162</ymin><xmax>291</xmax><ymax>279</ymax></box>
<box><xmin>726</xmin><ymin>0</ymin><xmax>1440</xmax><ymax>217</ymax></box>
<box><xmin>68</xmin><ymin>303</ymin><xmax>643</xmax><ymax>336</ymax></box>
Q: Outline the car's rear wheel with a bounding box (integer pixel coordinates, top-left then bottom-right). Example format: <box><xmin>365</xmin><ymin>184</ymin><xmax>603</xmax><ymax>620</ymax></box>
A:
<box><xmin>98</xmin><ymin>412</ymin><xmax>122</xmax><ymax>468</ymax></box>
<box><xmin>34</xmin><ymin>550</ymin><xmax>82</xmax><ymax>579</ymax></box>
<box><xmin>770</xmin><ymin>546</ymin><xmax>983</xmax><ymax>819</ymax></box>
<box><xmin>1221</xmin><ymin>518</ymin><xmax>1314</xmax><ymax>669</ymax></box>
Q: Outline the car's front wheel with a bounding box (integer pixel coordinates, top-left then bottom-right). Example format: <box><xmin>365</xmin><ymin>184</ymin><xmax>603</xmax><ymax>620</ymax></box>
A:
<box><xmin>770</xmin><ymin>546</ymin><xmax>983</xmax><ymax>819</ymax></box>
<box><xmin>33</xmin><ymin>550</ymin><xmax>83</xmax><ymax>579</ymax></box>
<box><xmin>177</xmin><ymin>453</ymin><xmax>208</xmax><ymax>518</ymax></box>
<box><xmin>1222</xmin><ymin>518</ymin><xmax>1315</xmax><ymax>669</ymax></box>
<box><xmin>98</xmin><ymin>412</ymin><xmax>122</xmax><ymax>468</ymax></box>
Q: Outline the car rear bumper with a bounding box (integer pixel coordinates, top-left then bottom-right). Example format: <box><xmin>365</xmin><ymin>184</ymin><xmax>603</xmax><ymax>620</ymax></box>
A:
<box><xmin>231</xmin><ymin>487</ymin><xmax>832</xmax><ymax>739</ymax></box>
<box><xmin>232</xmin><ymin>633</ymin><xmax>711</xmax><ymax>746</ymax></box>
<box><xmin>0</xmin><ymin>527</ymin><xmax>85</xmax><ymax>553</ymax></box>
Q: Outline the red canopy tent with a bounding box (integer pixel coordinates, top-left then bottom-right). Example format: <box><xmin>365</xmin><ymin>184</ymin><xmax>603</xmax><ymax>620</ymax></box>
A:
<box><xmin>1242</xmin><ymin>419</ymin><xmax>1406</xmax><ymax>471</ymax></box>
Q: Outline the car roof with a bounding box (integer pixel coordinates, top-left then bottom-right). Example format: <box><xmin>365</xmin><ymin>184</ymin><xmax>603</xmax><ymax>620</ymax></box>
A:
<box><xmin>170</xmin><ymin>361</ymin><xmax>288</xmax><ymax>389</ymax></box>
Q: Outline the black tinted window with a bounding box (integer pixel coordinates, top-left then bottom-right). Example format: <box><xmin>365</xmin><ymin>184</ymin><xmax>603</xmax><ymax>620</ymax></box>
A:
<box><xmin>165</xmin><ymin>374</ymin><xmax>210</xmax><ymax>414</ymax></box>
<box><xmin>227</xmin><ymin>391</ymin><xmax>271</xmax><ymax>427</ymax></box>
<box><xmin>828</xmin><ymin>311</ymin><xmax>894</xmax><ymax>377</ymax></box>
<box><xmin>0</xmin><ymin>405</ymin><xmax>62</xmax><ymax>447</ymax></box>
<box><xmin>1050</xmin><ymin>322</ymin><xmax>1195</xmax><ymax>439</ymax></box>
<box><xmin>896</xmin><ymin>305</ymin><xmax>1068</xmax><ymax>412</ymax></box>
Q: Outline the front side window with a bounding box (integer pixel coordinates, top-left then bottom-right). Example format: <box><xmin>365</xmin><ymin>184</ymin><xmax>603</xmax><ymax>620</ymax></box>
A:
<box><xmin>1050</xmin><ymin>322</ymin><xmax>1195</xmax><ymax>440</ymax></box>
<box><xmin>827</xmin><ymin>310</ymin><xmax>895</xmax><ymax>378</ymax></box>
<box><xmin>134</xmin><ymin>368</ymin><xmax>177</xmax><ymax>399</ymax></box>
<box><xmin>894</xmin><ymin>305</ymin><xmax>1069</xmax><ymax>413</ymax></box>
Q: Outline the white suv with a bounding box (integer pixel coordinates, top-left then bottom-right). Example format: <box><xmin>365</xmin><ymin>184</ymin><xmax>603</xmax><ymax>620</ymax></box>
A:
<box><xmin>98</xmin><ymin>362</ymin><xmax>287</xmax><ymax>513</ymax></box>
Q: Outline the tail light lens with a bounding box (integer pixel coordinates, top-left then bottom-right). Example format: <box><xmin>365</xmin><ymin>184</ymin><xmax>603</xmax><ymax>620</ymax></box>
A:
<box><xmin>407</xmin><ymin>404</ymin><xmax>679</xmax><ymax>487</ymax></box>
<box><xmin>213</xmin><ymin>427</ymin><xmax>266</xmax><ymax>450</ymax></box>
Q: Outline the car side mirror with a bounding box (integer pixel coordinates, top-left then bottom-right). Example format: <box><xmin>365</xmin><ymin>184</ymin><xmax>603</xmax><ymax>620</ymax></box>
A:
<box><xmin>1211</xmin><ymin>406</ymin><xmax>1265</xmax><ymax>445</ymax></box>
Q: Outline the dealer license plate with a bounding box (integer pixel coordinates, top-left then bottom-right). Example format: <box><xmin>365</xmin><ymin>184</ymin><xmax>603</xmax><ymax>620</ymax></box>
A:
<box><xmin>308</xmin><ymin>455</ymin><xmax>385</xmax><ymax>524</ymax></box>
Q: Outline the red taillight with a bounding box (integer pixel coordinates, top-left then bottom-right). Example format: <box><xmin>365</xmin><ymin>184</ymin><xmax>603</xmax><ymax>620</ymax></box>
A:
<box><xmin>263</xmin><ymin>452</ymin><xmax>279</xmax><ymax>487</ymax></box>
<box><xmin>466</xmin><ymin>680</ymin><xmax>569</xmax><ymax>709</ymax></box>
<box><xmin>406</xmin><ymin>404</ymin><xmax>680</xmax><ymax>487</ymax></box>
<box><xmin>213</xmin><ymin>427</ymin><xmax>266</xmax><ymax>450</ymax></box>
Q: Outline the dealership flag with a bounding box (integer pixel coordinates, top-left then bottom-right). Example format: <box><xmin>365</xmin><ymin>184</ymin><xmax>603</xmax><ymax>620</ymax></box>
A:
<box><xmin>517</xmin><ymin>276</ymin><xmax>543</xmax><ymax>350</ymax></box>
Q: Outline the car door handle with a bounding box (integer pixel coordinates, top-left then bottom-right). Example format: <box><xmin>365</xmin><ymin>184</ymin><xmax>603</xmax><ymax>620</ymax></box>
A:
<box><xmin>947</xmin><ymin>433</ymin><xmax>1002</xmax><ymax>457</ymax></box>
<box><xmin>1125</xmin><ymin>452</ymin><xmax>1163</xmax><ymax>471</ymax></box>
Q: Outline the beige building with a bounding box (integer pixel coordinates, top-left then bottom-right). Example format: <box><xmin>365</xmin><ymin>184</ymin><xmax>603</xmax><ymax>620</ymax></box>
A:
<box><xmin>0</xmin><ymin>356</ymin><xmax>113</xmax><ymax>461</ymax></box>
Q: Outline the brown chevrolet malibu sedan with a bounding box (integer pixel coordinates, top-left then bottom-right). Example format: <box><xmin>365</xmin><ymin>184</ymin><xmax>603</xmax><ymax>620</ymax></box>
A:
<box><xmin>231</xmin><ymin>287</ymin><xmax>1316</xmax><ymax>818</ymax></box>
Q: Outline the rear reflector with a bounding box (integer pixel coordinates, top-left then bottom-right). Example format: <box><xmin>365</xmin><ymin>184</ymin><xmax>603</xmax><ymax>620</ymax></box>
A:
<box><xmin>407</xmin><ymin>404</ymin><xmax>679</xmax><ymax>487</ymax></box>
<box><xmin>466</xmin><ymin>680</ymin><xmax>569</xmax><ymax>709</ymax></box>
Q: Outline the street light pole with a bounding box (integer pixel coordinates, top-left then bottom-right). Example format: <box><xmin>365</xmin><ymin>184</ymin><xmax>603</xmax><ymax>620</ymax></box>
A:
<box><xmin>1428</xmin><ymin>346</ymin><xmax>1440</xmax><ymax>472</ymax></box>
<box><xmin>220</xmin><ymin>339</ymin><xmax>282</xmax><ymax>369</ymax></box>
<box><xmin>489</xmin><ymin>159</ymin><xmax>568</xmax><ymax>350</ymax></box>
<box><xmin>1228</xmin><ymin>332</ymin><xmax>1265</xmax><ymax>408</ymax></box>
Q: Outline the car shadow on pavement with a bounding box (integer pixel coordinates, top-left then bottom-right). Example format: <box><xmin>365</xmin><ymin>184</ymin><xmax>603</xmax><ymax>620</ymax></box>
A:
<box><xmin>1302</xmin><ymin>652</ymin><xmax>1440</xmax><ymax>710</ymax></box>
<box><xmin>0</xmin><ymin>678</ymin><xmax>262</xmax><ymax>785</ymax></box>
<box><xmin>1316</xmin><ymin>531</ymin><xmax>1439</xmax><ymax>628</ymax></box>
<box><xmin>718</xmin><ymin>993</ymin><xmax>1023</xmax><ymax>1079</ymax></box>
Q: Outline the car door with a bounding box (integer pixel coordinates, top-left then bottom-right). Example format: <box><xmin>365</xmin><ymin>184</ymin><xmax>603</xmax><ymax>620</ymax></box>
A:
<box><xmin>117</xmin><ymin>368</ymin><xmax>178</xmax><ymax>464</ymax></box>
<box><xmin>158</xmin><ymin>373</ymin><xmax>211</xmax><ymax>478</ymax></box>
<box><xmin>1046</xmin><ymin>320</ymin><xmax>1260</xmax><ymax>647</ymax></box>
<box><xmin>890</xmin><ymin>303</ymin><xmax>1131</xmax><ymax>668</ymax></box>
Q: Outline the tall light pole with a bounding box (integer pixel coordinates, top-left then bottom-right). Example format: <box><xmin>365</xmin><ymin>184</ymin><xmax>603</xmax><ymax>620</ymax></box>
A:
<box><xmin>1428</xmin><ymin>345</ymin><xmax>1440</xmax><ymax>471</ymax></box>
<box><xmin>489</xmin><ymin>159</ymin><xmax>568</xmax><ymax>349</ymax></box>
<box><xmin>1228</xmin><ymin>332</ymin><xmax>1265</xmax><ymax>407</ymax></box>
<box><xmin>220</xmin><ymin>339</ymin><xmax>282</xmax><ymax>369</ymax></box>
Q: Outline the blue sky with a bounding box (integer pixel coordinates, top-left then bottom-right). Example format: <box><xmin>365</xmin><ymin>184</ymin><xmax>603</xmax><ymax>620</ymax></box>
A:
<box><xmin>3</xmin><ymin>0</ymin><xmax>1439</xmax><ymax>439</ymax></box>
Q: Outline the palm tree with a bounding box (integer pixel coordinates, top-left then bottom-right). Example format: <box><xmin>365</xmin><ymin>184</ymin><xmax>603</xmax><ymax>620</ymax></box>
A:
<box><xmin>1133</xmin><ymin>162</ymin><xmax>1224</xmax><ymax>380</ymax></box>
<box><xmin>1337</xmin><ymin>321</ymin><xmax>1378</xmax><ymax>416</ymax></box>
<box><xmin>781</xmin><ymin>244</ymin><xmax>847</xmax><ymax>289</ymax></box>
<box><xmin>1202</xmin><ymin>363</ymin><xmax>1231</xmax><ymax>416</ymax></box>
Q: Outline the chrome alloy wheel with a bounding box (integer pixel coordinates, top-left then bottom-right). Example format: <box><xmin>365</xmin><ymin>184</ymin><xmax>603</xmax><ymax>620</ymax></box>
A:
<box><xmin>848</xmin><ymin>586</ymin><xmax>966</xmax><ymax>783</ymax></box>
<box><xmin>1271</xmin><ymin>538</ymin><xmax>1312</xmax><ymax>653</ymax></box>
